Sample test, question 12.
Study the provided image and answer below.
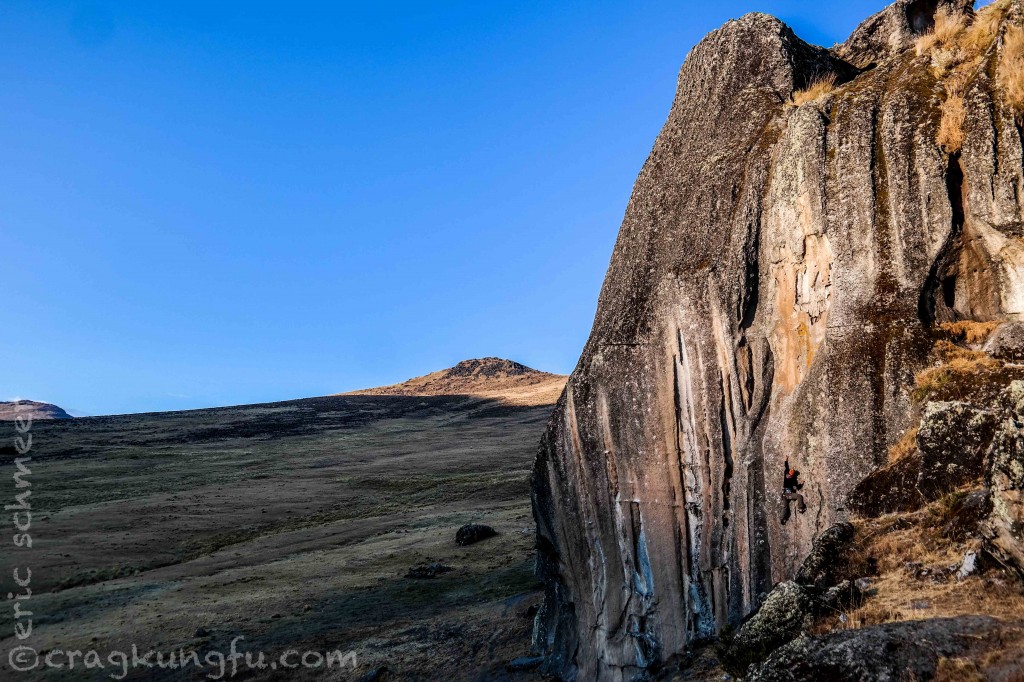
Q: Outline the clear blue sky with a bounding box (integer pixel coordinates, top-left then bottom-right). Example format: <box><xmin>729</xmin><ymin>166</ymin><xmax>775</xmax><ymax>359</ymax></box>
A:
<box><xmin>3</xmin><ymin>0</ymin><xmax>882</xmax><ymax>416</ymax></box>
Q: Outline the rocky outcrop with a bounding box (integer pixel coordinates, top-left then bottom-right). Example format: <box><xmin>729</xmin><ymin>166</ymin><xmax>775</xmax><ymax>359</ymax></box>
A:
<box><xmin>986</xmin><ymin>321</ymin><xmax>1024</xmax><ymax>361</ymax></box>
<box><xmin>917</xmin><ymin>402</ymin><xmax>998</xmax><ymax>498</ymax></box>
<box><xmin>747</xmin><ymin>616</ymin><xmax>1018</xmax><ymax>682</ymax></box>
<box><xmin>850</xmin><ymin>401</ymin><xmax>999</xmax><ymax>515</ymax></box>
<box><xmin>793</xmin><ymin>522</ymin><xmax>856</xmax><ymax>590</ymax></box>
<box><xmin>981</xmin><ymin>381</ymin><xmax>1024</xmax><ymax>575</ymax></box>
<box><xmin>718</xmin><ymin>581</ymin><xmax>818</xmax><ymax>676</ymax></box>
<box><xmin>850</xmin><ymin>381</ymin><xmax>1024</xmax><ymax>575</ymax></box>
<box><xmin>836</xmin><ymin>0</ymin><xmax>975</xmax><ymax>68</ymax></box>
<box><xmin>0</xmin><ymin>400</ymin><xmax>72</xmax><ymax>421</ymax></box>
<box><xmin>531</xmin><ymin>0</ymin><xmax>1024</xmax><ymax>678</ymax></box>
<box><xmin>718</xmin><ymin>523</ymin><xmax>859</xmax><ymax>676</ymax></box>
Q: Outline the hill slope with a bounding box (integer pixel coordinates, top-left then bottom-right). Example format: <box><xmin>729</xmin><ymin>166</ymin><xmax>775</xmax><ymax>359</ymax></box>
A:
<box><xmin>0</xmin><ymin>399</ymin><xmax>72</xmax><ymax>421</ymax></box>
<box><xmin>0</xmin><ymin>391</ymin><xmax>559</xmax><ymax>680</ymax></box>
<box><xmin>344</xmin><ymin>357</ymin><xmax>567</xmax><ymax>406</ymax></box>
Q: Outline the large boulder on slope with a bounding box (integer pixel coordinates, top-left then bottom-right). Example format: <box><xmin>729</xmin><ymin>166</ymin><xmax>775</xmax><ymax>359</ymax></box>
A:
<box><xmin>747</xmin><ymin>616</ymin><xmax>1018</xmax><ymax>682</ymax></box>
<box><xmin>981</xmin><ymin>381</ymin><xmax>1024</xmax><ymax>575</ymax></box>
<box><xmin>849</xmin><ymin>402</ymin><xmax>999</xmax><ymax>517</ymax></box>
<box><xmin>718</xmin><ymin>581</ymin><xmax>817</xmax><ymax>677</ymax></box>
<box><xmin>917</xmin><ymin>402</ymin><xmax>998</xmax><ymax>500</ymax></box>
<box><xmin>794</xmin><ymin>522</ymin><xmax>856</xmax><ymax>590</ymax></box>
<box><xmin>986</xmin><ymin>323</ymin><xmax>1024</xmax><ymax>363</ymax></box>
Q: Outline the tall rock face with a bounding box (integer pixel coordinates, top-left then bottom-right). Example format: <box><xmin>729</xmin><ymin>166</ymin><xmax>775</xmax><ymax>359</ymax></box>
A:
<box><xmin>531</xmin><ymin>1</ymin><xmax>1024</xmax><ymax>679</ymax></box>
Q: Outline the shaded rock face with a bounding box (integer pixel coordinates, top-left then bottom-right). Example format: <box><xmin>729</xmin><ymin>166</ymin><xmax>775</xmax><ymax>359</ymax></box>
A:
<box><xmin>849</xmin><ymin>400</ymin><xmax>999</xmax><ymax>515</ymax></box>
<box><xmin>982</xmin><ymin>381</ymin><xmax>1024</xmax><ymax>574</ymax></box>
<box><xmin>531</xmin><ymin>1</ymin><xmax>1024</xmax><ymax>679</ymax></box>
<box><xmin>747</xmin><ymin>616</ymin><xmax>1015</xmax><ymax>682</ymax></box>
<box><xmin>850</xmin><ymin>382</ymin><xmax>1024</xmax><ymax>573</ymax></box>
<box><xmin>718</xmin><ymin>523</ymin><xmax>859</xmax><ymax>676</ymax></box>
<box><xmin>986</xmin><ymin>322</ymin><xmax>1024</xmax><ymax>361</ymax></box>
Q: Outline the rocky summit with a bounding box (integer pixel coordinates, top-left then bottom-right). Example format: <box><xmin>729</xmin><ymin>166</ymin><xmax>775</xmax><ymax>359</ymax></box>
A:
<box><xmin>530</xmin><ymin>0</ymin><xmax>1024</xmax><ymax>679</ymax></box>
<box><xmin>345</xmin><ymin>357</ymin><xmax>567</xmax><ymax>406</ymax></box>
<box><xmin>0</xmin><ymin>400</ymin><xmax>72</xmax><ymax>421</ymax></box>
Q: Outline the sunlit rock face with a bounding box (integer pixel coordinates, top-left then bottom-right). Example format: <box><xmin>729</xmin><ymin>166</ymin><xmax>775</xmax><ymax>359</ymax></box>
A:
<box><xmin>531</xmin><ymin>0</ymin><xmax>1024</xmax><ymax>679</ymax></box>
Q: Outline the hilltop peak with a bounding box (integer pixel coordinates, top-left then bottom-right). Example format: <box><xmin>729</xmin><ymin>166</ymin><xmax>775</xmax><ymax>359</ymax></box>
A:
<box><xmin>0</xmin><ymin>400</ymin><xmax>73</xmax><ymax>421</ymax></box>
<box><xmin>343</xmin><ymin>357</ymin><xmax>566</xmax><ymax>406</ymax></box>
<box><xmin>443</xmin><ymin>357</ymin><xmax>537</xmax><ymax>379</ymax></box>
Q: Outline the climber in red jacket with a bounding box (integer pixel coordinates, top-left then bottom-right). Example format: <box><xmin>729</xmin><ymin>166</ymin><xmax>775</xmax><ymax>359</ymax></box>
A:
<box><xmin>780</xmin><ymin>458</ymin><xmax>806</xmax><ymax>525</ymax></box>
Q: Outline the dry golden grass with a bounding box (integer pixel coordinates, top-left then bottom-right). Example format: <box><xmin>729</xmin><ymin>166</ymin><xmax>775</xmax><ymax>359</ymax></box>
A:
<box><xmin>822</xmin><ymin>494</ymin><xmax>1024</xmax><ymax>677</ymax></box>
<box><xmin>917</xmin><ymin>9</ymin><xmax>969</xmax><ymax>57</ymax></box>
<box><xmin>938</xmin><ymin>320</ymin><xmax>1002</xmax><ymax>344</ymax></box>
<box><xmin>961</xmin><ymin>0</ymin><xmax>1011</xmax><ymax>55</ymax></box>
<box><xmin>999</xmin><ymin>26</ymin><xmax>1024</xmax><ymax>116</ymax></box>
<box><xmin>888</xmin><ymin>426</ymin><xmax>920</xmax><ymax>463</ymax></box>
<box><xmin>847</xmin><ymin>568</ymin><xmax>1024</xmax><ymax>626</ymax></box>
<box><xmin>912</xmin><ymin>339</ymin><xmax>1009</xmax><ymax>402</ymax></box>
<box><xmin>831</xmin><ymin>509</ymin><xmax>1024</xmax><ymax>634</ymax></box>
<box><xmin>935</xmin><ymin>657</ymin><xmax>987</xmax><ymax>682</ymax></box>
<box><xmin>937</xmin><ymin>93</ymin><xmax>968</xmax><ymax>152</ymax></box>
<box><xmin>790</xmin><ymin>73</ymin><xmax>837</xmax><ymax>106</ymax></box>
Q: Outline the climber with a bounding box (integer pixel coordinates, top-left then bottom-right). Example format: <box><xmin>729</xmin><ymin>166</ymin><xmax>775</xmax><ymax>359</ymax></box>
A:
<box><xmin>780</xmin><ymin>458</ymin><xmax>806</xmax><ymax>525</ymax></box>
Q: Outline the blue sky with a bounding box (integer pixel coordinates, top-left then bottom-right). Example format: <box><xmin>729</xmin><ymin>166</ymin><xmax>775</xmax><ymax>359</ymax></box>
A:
<box><xmin>3</xmin><ymin>0</ymin><xmax>883</xmax><ymax>416</ymax></box>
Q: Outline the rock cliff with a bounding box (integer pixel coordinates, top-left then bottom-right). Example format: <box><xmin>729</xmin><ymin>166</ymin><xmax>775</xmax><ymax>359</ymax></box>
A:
<box><xmin>531</xmin><ymin>0</ymin><xmax>1024</xmax><ymax>679</ymax></box>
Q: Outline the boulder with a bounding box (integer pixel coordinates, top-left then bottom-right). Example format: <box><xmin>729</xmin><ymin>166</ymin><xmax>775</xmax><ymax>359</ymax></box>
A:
<box><xmin>405</xmin><ymin>563</ymin><xmax>452</xmax><ymax>579</ymax></box>
<box><xmin>985</xmin><ymin>323</ymin><xmax>1024</xmax><ymax>363</ymax></box>
<box><xmin>980</xmin><ymin>382</ymin><xmax>1024</xmax><ymax>576</ymax></box>
<box><xmin>956</xmin><ymin>551</ymin><xmax>979</xmax><ymax>580</ymax></box>
<box><xmin>795</xmin><ymin>522</ymin><xmax>856</xmax><ymax>590</ymax></box>
<box><xmin>718</xmin><ymin>581</ymin><xmax>817</xmax><ymax>677</ymax></box>
<box><xmin>747</xmin><ymin>616</ymin><xmax>1011</xmax><ymax>682</ymax></box>
<box><xmin>847</xmin><ymin>454</ymin><xmax>924</xmax><ymax>517</ymax></box>
<box><xmin>455</xmin><ymin>524</ymin><xmax>497</xmax><ymax>546</ymax></box>
<box><xmin>917</xmin><ymin>402</ymin><xmax>998</xmax><ymax>501</ymax></box>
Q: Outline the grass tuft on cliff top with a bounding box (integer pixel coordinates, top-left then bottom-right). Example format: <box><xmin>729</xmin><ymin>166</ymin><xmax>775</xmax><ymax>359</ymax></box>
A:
<box><xmin>790</xmin><ymin>73</ymin><xmax>837</xmax><ymax>106</ymax></box>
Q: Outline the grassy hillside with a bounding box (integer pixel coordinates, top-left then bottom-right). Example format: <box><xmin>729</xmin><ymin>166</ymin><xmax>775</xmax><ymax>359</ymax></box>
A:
<box><xmin>0</xmin><ymin>394</ymin><xmax>553</xmax><ymax>680</ymax></box>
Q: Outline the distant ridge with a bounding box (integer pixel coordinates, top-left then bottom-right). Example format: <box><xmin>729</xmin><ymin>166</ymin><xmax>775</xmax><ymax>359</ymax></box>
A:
<box><xmin>0</xmin><ymin>400</ymin><xmax>73</xmax><ymax>421</ymax></box>
<box><xmin>343</xmin><ymin>357</ymin><xmax>567</xmax><ymax>406</ymax></box>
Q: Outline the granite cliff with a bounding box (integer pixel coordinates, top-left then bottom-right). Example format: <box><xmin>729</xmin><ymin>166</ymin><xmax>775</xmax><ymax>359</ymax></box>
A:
<box><xmin>531</xmin><ymin>0</ymin><xmax>1024</xmax><ymax>678</ymax></box>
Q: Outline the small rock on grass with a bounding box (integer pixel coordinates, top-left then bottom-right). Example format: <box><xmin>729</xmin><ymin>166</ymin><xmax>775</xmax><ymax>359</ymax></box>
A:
<box><xmin>456</xmin><ymin>524</ymin><xmax>498</xmax><ymax>546</ymax></box>
<box><xmin>505</xmin><ymin>656</ymin><xmax>544</xmax><ymax>672</ymax></box>
<box><xmin>405</xmin><ymin>562</ymin><xmax>452</xmax><ymax>579</ymax></box>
